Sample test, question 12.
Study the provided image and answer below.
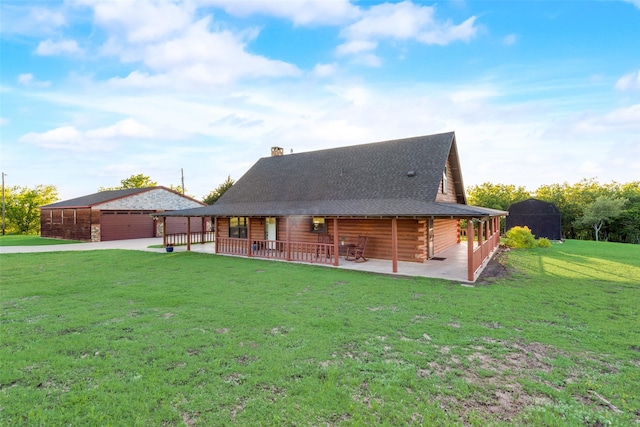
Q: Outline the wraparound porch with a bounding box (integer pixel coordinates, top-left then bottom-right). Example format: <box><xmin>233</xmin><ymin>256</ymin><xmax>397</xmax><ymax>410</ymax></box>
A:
<box><xmin>162</xmin><ymin>216</ymin><xmax>502</xmax><ymax>282</ymax></box>
<box><xmin>169</xmin><ymin>240</ymin><xmax>497</xmax><ymax>283</ymax></box>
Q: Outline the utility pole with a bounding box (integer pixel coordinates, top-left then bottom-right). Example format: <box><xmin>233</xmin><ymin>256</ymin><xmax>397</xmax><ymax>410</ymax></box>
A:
<box><xmin>180</xmin><ymin>168</ymin><xmax>185</xmax><ymax>194</ymax></box>
<box><xmin>2</xmin><ymin>172</ymin><xmax>6</xmax><ymax>235</ymax></box>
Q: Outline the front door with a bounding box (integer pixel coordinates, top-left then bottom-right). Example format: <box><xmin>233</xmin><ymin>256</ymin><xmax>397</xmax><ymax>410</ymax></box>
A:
<box><xmin>265</xmin><ymin>218</ymin><xmax>277</xmax><ymax>249</ymax></box>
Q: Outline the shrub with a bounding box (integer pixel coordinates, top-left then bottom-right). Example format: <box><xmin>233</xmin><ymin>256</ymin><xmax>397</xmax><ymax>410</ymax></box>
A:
<box><xmin>505</xmin><ymin>226</ymin><xmax>537</xmax><ymax>248</ymax></box>
<box><xmin>537</xmin><ymin>237</ymin><xmax>552</xmax><ymax>248</ymax></box>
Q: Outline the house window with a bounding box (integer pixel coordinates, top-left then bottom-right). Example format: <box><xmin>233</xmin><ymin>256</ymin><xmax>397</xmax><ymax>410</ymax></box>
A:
<box><xmin>310</xmin><ymin>217</ymin><xmax>327</xmax><ymax>233</ymax></box>
<box><xmin>442</xmin><ymin>167</ymin><xmax>448</xmax><ymax>194</ymax></box>
<box><xmin>229</xmin><ymin>217</ymin><xmax>248</xmax><ymax>238</ymax></box>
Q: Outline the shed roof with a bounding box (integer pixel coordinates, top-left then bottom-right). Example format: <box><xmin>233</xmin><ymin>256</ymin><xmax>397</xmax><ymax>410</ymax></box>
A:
<box><xmin>41</xmin><ymin>186</ymin><xmax>202</xmax><ymax>209</ymax></box>
<box><xmin>158</xmin><ymin>132</ymin><xmax>506</xmax><ymax>219</ymax></box>
<box><xmin>508</xmin><ymin>199</ymin><xmax>561</xmax><ymax>215</ymax></box>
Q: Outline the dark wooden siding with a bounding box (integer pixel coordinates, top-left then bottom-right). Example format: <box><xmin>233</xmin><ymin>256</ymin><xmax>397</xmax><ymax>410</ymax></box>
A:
<box><xmin>40</xmin><ymin>208</ymin><xmax>92</xmax><ymax>241</ymax></box>
<box><xmin>435</xmin><ymin>158</ymin><xmax>458</xmax><ymax>203</ymax></box>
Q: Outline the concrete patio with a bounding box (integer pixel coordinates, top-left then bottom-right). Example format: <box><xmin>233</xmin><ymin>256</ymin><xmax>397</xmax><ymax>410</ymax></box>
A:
<box><xmin>185</xmin><ymin>240</ymin><xmax>487</xmax><ymax>283</ymax></box>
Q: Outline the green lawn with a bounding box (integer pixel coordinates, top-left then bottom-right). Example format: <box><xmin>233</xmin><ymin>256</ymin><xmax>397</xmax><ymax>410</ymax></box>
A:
<box><xmin>1</xmin><ymin>240</ymin><xmax>638</xmax><ymax>426</ymax></box>
<box><xmin>0</xmin><ymin>235</ymin><xmax>82</xmax><ymax>246</ymax></box>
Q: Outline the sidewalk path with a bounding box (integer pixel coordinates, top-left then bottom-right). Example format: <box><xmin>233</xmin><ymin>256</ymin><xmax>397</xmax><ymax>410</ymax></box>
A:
<box><xmin>0</xmin><ymin>238</ymin><xmax>167</xmax><ymax>254</ymax></box>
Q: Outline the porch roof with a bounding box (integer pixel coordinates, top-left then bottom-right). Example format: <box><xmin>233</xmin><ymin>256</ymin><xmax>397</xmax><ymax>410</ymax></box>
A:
<box><xmin>155</xmin><ymin>199</ymin><xmax>506</xmax><ymax>219</ymax></box>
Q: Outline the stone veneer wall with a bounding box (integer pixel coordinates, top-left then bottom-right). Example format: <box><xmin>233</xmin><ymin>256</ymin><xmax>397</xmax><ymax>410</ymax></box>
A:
<box><xmin>91</xmin><ymin>225</ymin><xmax>101</xmax><ymax>242</ymax></box>
<box><xmin>94</xmin><ymin>188</ymin><xmax>203</xmax><ymax>211</ymax></box>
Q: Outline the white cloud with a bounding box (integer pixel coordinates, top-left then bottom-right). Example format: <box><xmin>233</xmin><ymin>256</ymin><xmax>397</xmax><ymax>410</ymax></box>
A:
<box><xmin>85</xmin><ymin>118</ymin><xmax>155</xmax><ymax>139</ymax></box>
<box><xmin>337</xmin><ymin>2</ymin><xmax>478</xmax><ymax>63</ymax></box>
<box><xmin>0</xmin><ymin>117</ymin><xmax>8</xmax><ymax>126</ymax></box>
<box><xmin>336</xmin><ymin>40</ymin><xmax>378</xmax><ymax>56</ymax></box>
<box><xmin>615</xmin><ymin>70</ymin><xmax>640</xmax><ymax>91</ymax></box>
<box><xmin>36</xmin><ymin>39</ymin><xmax>83</xmax><ymax>56</ymax></box>
<box><xmin>0</xmin><ymin>5</ymin><xmax>66</xmax><ymax>35</ymax></box>
<box><xmin>79</xmin><ymin>3</ymin><xmax>301</xmax><ymax>88</ymax></box>
<box><xmin>197</xmin><ymin>0</ymin><xmax>360</xmax><ymax>26</ymax></box>
<box><xmin>19</xmin><ymin>118</ymin><xmax>158</xmax><ymax>152</ymax></box>
<box><xmin>19</xmin><ymin>126</ymin><xmax>89</xmax><ymax>151</ymax></box>
<box><xmin>622</xmin><ymin>0</ymin><xmax>640</xmax><ymax>8</ymax></box>
<box><xmin>76</xmin><ymin>0</ymin><xmax>194</xmax><ymax>43</ymax></box>
<box><xmin>312</xmin><ymin>63</ymin><xmax>338</xmax><ymax>78</ymax></box>
<box><xmin>503</xmin><ymin>34</ymin><xmax>517</xmax><ymax>46</ymax></box>
<box><xmin>107</xmin><ymin>71</ymin><xmax>172</xmax><ymax>89</ymax></box>
<box><xmin>17</xmin><ymin>73</ymin><xmax>51</xmax><ymax>88</ymax></box>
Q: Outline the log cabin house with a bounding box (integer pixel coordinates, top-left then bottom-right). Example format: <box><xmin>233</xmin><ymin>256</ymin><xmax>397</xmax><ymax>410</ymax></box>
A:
<box><xmin>157</xmin><ymin>132</ymin><xmax>506</xmax><ymax>281</ymax></box>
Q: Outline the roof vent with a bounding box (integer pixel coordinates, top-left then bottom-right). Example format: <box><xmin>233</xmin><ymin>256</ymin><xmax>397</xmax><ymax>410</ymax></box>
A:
<box><xmin>407</xmin><ymin>170</ymin><xmax>416</xmax><ymax>177</ymax></box>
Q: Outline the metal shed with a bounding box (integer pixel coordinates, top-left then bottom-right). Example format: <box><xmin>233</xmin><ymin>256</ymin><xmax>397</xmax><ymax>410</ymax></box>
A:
<box><xmin>506</xmin><ymin>199</ymin><xmax>562</xmax><ymax>240</ymax></box>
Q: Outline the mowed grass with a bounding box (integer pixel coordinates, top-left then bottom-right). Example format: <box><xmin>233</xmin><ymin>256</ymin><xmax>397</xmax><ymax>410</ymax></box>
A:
<box><xmin>0</xmin><ymin>241</ymin><xmax>638</xmax><ymax>426</ymax></box>
<box><xmin>0</xmin><ymin>235</ymin><xmax>82</xmax><ymax>246</ymax></box>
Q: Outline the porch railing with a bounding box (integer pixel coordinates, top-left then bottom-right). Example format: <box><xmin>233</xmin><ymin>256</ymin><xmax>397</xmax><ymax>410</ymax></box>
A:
<box><xmin>216</xmin><ymin>237</ymin><xmax>335</xmax><ymax>265</ymax></box>
<box><xmin>166</xmin><ymin>231</ymin><xmax>215</xmax><ymax>246</ymax></box>
<box><xmin>470</xmin><ymin>229</ymin><xmax>500</xmax><ymax>280</ymax></box>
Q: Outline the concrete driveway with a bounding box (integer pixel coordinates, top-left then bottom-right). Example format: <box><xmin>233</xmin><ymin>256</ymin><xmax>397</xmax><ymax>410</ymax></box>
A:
<box><xmin>0</xmin><ymin>238</ymin><xmax>166</xmax><ymax>254</ymax></box>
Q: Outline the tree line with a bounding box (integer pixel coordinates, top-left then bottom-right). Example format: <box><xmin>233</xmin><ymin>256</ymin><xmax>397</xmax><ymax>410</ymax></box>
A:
<box><xmin>467</xmin><ymin>179</ymin><xmax>640</xmax><ymax>244</ymax></box>
<box><xmin>2</xmin><ymin>175</ymin><xmax>638</xmax><ymax>243</ymax></box>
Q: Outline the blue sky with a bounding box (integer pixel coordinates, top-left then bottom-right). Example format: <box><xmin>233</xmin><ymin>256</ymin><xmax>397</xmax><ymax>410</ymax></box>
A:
<box><xmin>1</xmin><ymin>0</ymin><xmax>639</xmax><ymax>201</ymax></box>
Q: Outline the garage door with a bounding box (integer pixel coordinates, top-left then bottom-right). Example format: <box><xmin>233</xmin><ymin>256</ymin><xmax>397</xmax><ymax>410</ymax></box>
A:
<box><xmin>100</xmin><ymin>211</ymin><xmax>155</xmax><ymax>241</ymax></box>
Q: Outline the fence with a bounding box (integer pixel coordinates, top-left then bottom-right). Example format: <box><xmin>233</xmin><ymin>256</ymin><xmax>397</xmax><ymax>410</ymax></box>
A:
<box><xmin>165</xmin><ymin>231</ymin><xmax>215</xmax><ymax>246</ymax></box>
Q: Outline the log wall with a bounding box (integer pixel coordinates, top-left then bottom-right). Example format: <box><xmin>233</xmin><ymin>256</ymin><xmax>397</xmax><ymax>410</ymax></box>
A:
<box><xmin>433</xmin><ymin>219</ymin><xmax>459</xmax><ymax>254</ymax></box>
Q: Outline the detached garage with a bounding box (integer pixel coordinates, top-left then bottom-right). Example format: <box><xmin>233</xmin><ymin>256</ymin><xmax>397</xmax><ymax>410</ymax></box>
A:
<box><xmin>40</xmin><ymin>187</ymin><xmax>206</xmax><ymax>242</ymax></box>
<box><xmin>506</xmin><ymin>198</ymin><xmax>562</xmax><ymax>240</ymax></box>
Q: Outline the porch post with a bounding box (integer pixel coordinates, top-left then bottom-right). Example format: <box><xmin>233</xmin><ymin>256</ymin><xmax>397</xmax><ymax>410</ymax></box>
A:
<box><xmin>391</xmin><ymin>218</ymin><xmax>398</xmax><ymax>273</ymax></box>
<box><xmin>333</xmin><ymin>218</ymin><xmax>339</xmax><ymax>266</ymax></box>
<box><xmin>163</xmin><ymin>216</ymin><xmax>167</xmax><ymax>247</ymax></box>
<box><xmin>187</xmin><ymin>217</ymin><xmax>191</xmax><ymax>251</ymax></box>
<box><xmin>247</xmin><ymin>218</ymin><xmax>252</xmax><ymax>257</ymax></box>
<box><xmin>214</xmin><ymin>217</ymin><xmax>219</xmax><ymax>253</ymax></box>
<box><xmin>201</xmin><ymin>217</ymin><xmax>205</xmax><ymax>244</ymax></box>
<box><xmin>286</xmin><ymin>217</ymin><xmax>291</xmax><ymax>261</ymax></box>
<box><xmin>484</xmin><ymin>220</ymin><xmax>490</xmax><ymax>247</ymax></box>
<box><xmin>467</xmin><ymin>219</ymin><xmax>475</xmax><ymax>282</ymax></box>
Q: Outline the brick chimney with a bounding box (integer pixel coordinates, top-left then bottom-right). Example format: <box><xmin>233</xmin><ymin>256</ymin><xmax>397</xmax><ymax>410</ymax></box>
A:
<box><xmin>271</xmin><ymin>146</ymin><xmax>284</xmax><ymax>157</ymax></box>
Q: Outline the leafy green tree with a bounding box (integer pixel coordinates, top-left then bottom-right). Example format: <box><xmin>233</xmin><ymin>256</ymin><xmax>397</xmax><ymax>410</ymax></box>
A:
<box><xmin>466</xmin><ymin>182</ymin><xmax>530</xmax><ymax>211</ymax></box>
<box><xmin>99</xmin><ymin>174</ymin><xmax>157</xmax><ymax>191</ymax></box>
<box><xmin>576</xmin><ymin>196</ymin><xmax>628</xmax><ymax>242</ymax></box>
<box><xmin>5</xmin><ymin>185</ymin><xmax>59</xmax><ymax>234</ymax></box>
<box><xmin>169</xmin><ymin>184</ymin><xmax>187</xmax><ymax>195</ymax></box>
<box><xmin>466</xmin><ymin>182</ymin><xmax>530</xmax><ymax>233</ymax></box>
<box><xmin>535</xmin><ymin>178</ymin><xmax>606</xmax><ymax>239</ymax></box>
<box><xmin>203</xmin><ymin>175</ymin><xmax>234</xmax><ymax>205</ymax></box>
<box><xmin>609</xmin><ymin>182</ymin><xmax>640</xmax><ymax>244</ymax></box>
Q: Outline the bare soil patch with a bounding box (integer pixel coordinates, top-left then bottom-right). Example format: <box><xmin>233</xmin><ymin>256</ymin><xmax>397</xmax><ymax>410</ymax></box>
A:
<box><xmin>477</xmin><ymin>248</ymin><xmax>512</xmax><ymax>284</ymax></box>
<box><xmin>422</xmin><ymin>339</ymin><xmax>564</xmax><ymax>423</ymax></box>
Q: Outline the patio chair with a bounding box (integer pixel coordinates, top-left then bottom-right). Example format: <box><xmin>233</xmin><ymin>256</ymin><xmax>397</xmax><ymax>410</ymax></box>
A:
<box><xmin>345</xmin><ymin>236</ymin><xmax>368</xmax><ymax>262</ymax></box>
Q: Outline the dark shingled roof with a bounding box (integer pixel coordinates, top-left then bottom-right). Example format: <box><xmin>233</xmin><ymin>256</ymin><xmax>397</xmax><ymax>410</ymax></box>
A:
<box><xmin>41</xmin><ymin>188</ymin><xmax>155</xmax><ymax>208</ymax></box>
<box><xmin>159</xmin><ymin>132</ymin><xmax>506</xmax><ymax>218</ymax></box>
